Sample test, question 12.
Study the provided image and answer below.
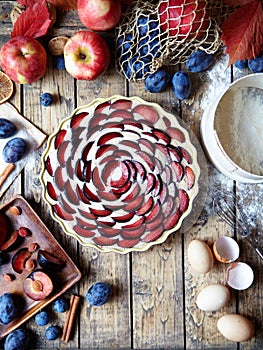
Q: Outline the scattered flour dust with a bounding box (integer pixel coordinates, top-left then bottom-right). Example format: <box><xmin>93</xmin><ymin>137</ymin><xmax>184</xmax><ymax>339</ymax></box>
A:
<box><xmin>214</xmin><ymin>86</ymin><xmax>263</xmax><ymax>176</ymax></box>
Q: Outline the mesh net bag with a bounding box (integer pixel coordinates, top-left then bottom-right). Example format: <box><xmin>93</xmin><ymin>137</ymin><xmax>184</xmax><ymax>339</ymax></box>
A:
<box><xmin>116</xmin><ymin>0</ymin><xmax>229</xmax><ymax>81</ymax></box>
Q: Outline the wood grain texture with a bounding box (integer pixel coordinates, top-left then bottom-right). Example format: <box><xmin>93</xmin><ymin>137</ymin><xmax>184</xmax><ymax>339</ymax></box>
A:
<box><xmin>0</xmin><ymin>1</ymin><xmax>262</xmax><ymax>349</ymax></box>
<box><xmin>76</xmin><ymin>65</ymin><xmax>131</xmax><ymax>349</ymax></box>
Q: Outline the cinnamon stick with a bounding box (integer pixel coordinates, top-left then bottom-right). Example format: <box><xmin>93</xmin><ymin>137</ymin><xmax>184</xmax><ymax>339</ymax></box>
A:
<box><xmin>0</xmin><ymin>163</ymin><xmax>15</xmax><ymax>188</ymax></box>
<box><xmin>62</xmin><ymin>294</ymin><xmax>81</xmax><ymax>343</ymax></box>
<box><xmin>62</xmin><ymin>295</ymin><xmax>75</xmax><ymax>341</ymax></box>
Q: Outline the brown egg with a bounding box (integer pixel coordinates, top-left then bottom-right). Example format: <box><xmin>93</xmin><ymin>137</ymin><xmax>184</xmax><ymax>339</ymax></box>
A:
<box><xmin>187</xmin><ymin>239</ymin><xmax>214</xmax><ymax>274</ymax></box>
<box><xmin>217</xmin><ymin>314</ymin><xmax>255</xmax><ymax>342</ymax></box>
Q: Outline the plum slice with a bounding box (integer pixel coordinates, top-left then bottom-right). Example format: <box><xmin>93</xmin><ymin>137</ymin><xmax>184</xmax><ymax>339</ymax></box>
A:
<box><xmin>178</xmin><ymin>146</ymin><xmax>192</xmax><ymax>164</ymax></box>
<box><xmin>132</xmin><ymin>104</ymin><xmax>159</xmax><ymax>123</ymax></box>
<box><xmin>172</xmin><ymin>161</ymin><xmax>184</xmax><ymax>182</ymax></box>
<box><xmin>110</xmin><ymin>99</ymin><xmax>132</xmax><ymax>110</ymax></box>
<box><xmin>167</xmin><ymin>127</ymin><xmax>186</xmax><ymax>143</ymax></box>
<box><xmin>178</xmin><ymin>189</ymin><xmax>189</xmax><ymax>213</ymax></box>
<box><xmin>152</xmin><ymin>129</ymin><xmax>171</xmax><ymax>144</ymax></box>
<box><xmin>57</xmin><ymin>141</ymin><xmax>71</xmax><ymax>167</ymax></box>
<box><xmin>23</xmin><ymin>270</ymin><xmax>53</xmax><ymax>301</ymax></box>
<box><xmin>101</xmin><ymin>160</ymin><xmax>130</xmax><ymax>188</ymax></box>
<box><xmin>47</xmin><ymin>181</ymin><xmax>58</xmax><ymax>201</ymax></box>
<box><xmin>185</xmin><ymin>166</ymin><xmax>195</xmax><ymax>189</ymax></box>
<box><xmin>70</xmin><ymin>111</ymin><xmax>89</xmax><ymax>129</ymax></box>
<box><xmin>93</xmin><ymin>236</ymin><xmax>118</xmax><ymax>246</ymax></box>
<box><xmin>0</xmin><ymin>212</ymin><xmax>10</xmax><ymax>247</ymax></box>
<box><xmin>0</xmin><ymin>230</ymin><xmax>22</xmax><ymax>252</ymax></box>
<box><xmin>98</xmin><ymin>132</ymin><xmax>123</xmax><ymax>146</ymax></box>
<box><xmin>53</xmin><ymin>204</ymin><xmax>74</xmax><ymax>221</ymax></box>
<box><xmin>73</xmin><ymin>225</ymin><xmax>95</xmax><ymax>238</ymax></box>
<box><xmin>142</xmin><ymin>226</ymin><xmax>164</xmax><ymax>243</ymax></box>
<box><xmin>81</xmin><ymin>142</ymin><xmax>93</xmax><ymax>161</ymax></box>
<box><xmin>45</xmin><ymin>156</ymin><xmax>53</xmax><ymax>176</ymax></box>
<box><xmin>37</xmin><ymin>250</ymin><xmax>65</xmax><ymax>272</ymax></box>
<box><xmin>12</xmin><ymin>248</ymin><xmax>32</xmax><ymax>274</ymax></box>
<box><xmin>136</xmin><ymin>151</ymin><xmax>155</xmax><ymax>171</ymax></box>
<box><xmin>54</xmin><ymin>129</ymin><xmax>67</xmax><ymax>149</ymax></box>
<box><xmin>164</xmin><ymin>208</ymin><xmax>181</xmax><ymax>230</ymax></box>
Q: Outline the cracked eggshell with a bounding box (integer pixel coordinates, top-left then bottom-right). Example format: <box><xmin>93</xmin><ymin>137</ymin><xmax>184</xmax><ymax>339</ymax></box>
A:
<box><xmin>226</xmin><ymin>262</ymin><xmax>254</xmax><ymax>290</ymax></box>
<box><xmin>196</xmin><ymin>284</ymin><xmax>231</xmax><ymax>311</ymax></box>
<box><xmin>187</xmin><ymin>239</ymin><xmax>214</xmax><ymax>274</ymax></box>
<box><xmin>213</xmin><ymin>236</ymin><xmax>239</xmax><ymax>263</ymax></box>
<box><xmin>217</xmin><ymin>314</ymin><xmax>255</xmax><ymax>342</ymax></box>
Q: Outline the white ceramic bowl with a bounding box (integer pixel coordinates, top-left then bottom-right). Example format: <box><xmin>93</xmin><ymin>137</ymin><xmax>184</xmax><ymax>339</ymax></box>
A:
<box><xmin>201</xmin><ymin>73</ymin><xmax>263</xmax><ymax>183</ymax></box>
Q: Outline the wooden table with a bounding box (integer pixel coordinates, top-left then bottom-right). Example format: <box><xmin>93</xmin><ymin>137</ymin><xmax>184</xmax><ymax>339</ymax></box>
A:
<box><xmin>0</xmin><ymin>2</ymin><xmax>262</xmax><ymax>349</ymax></box>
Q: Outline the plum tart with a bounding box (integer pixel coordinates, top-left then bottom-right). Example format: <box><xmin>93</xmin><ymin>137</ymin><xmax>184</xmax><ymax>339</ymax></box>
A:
<box><xmin>41</xmin><ymin>96</ymin><xmax>200</xmax><ymax>253</ymax></box>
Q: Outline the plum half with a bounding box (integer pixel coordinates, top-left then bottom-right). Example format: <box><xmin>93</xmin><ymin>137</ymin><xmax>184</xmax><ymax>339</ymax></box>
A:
<box><xmin>23</xmin><ymin>270</ymin><xmax>53</xmax><ymax>301</ymax></box>
<box><xmin>37</xmin><ymin>250</ymin><xmax>65</xmax><ymax>272</ymax></box>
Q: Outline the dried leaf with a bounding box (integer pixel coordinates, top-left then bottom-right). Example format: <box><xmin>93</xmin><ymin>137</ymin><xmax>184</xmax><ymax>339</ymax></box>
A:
<box><xmin>11</xmin><ymin>1</ymin><xmax>52</xmax><ymax>38</ymax></box>
<box><xmin>48</xmin><ymin>0</ymin><xmax>78</xmax><ymax>11</ymax></box>
<box><xmin>221</xmin><ymin>0</ymin><xmax>263</xmax><ymax>65</ymax></box>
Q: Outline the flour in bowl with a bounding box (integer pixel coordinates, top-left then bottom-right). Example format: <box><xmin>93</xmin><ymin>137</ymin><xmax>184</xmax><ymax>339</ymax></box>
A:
<box><xmin>214</xmin><ymin>86</ymin><xmax>263</xmax><ymax>176</ymax></box>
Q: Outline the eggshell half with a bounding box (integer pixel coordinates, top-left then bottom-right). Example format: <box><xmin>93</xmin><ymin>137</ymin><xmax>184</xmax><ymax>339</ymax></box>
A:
<box><xmin>196</xmin><ymin>284</ymin><xmax>231</xmax><ymax>311</ymax></box>
<box><xmin>226</xmin><ymin>262</ymin><xmax>254</xmax><ymax>290</ymax></box>
<box><xmin>213</xmin><ymin>236</ymin><xmax>239</xmax><ymax>263</ymax></box>
<box><xmin>217</xmin><ymin>314</ymin><xmax>255</xmax><ymax>342</ymax></box>
<box><xmin>187</xmin><ymin>239</ymin><xmax>214</xmax><ymax>274</ymax></box>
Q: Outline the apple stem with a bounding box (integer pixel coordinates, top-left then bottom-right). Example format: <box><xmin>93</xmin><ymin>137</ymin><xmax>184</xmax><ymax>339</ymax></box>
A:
<box><xmin>79</xmin><ymin>53</ymin><xmax>86</xmax><ymax>60</ymax></box>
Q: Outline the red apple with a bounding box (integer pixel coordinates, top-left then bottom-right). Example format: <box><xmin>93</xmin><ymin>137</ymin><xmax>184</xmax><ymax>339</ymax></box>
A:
<box><xmin>0</xmin><ymin>36</ymin><xmax>47</xmax><ymax>84</ymax></box>
<box><xmin>64</xmin><ymin>30</ymin><xmax>111</xmax><ymax>80</ymax></box>
<box><xmin>78</xmin><ymin>0</ymin><xmax>122</xmax><ymax>31</ymax></box>
<box><xmin>158</xmin><ymin>0</ymin><xmax>209</xmax><ymax>39</ymax></box>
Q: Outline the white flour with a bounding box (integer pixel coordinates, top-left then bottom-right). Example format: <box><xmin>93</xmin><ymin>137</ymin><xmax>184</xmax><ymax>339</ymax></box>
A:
<box><xmin>214</xmin><ymin>86</ymin><xmax>263</xmax><ymax>176</ymax></box>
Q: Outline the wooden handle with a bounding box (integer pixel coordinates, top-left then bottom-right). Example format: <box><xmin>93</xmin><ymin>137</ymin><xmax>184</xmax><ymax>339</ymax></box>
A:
<box><xmin>0</xmin><ymin>163</ymin><xmax>15</xmax><ymax>188</ymax></box>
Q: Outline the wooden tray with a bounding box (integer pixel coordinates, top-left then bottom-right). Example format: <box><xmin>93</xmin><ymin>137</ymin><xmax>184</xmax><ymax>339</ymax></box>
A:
<box><xmin>0</xmin><ymin>195</ymin><xmax>82</xmax><ymax>339</ymax></box>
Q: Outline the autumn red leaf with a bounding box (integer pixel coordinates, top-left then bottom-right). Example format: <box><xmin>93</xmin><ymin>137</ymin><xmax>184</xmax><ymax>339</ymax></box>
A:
<box><xmin>11</xmin><ymin>1</ymin><xmax>51</xmax><ymax>38</ymax></box>
<box><xmin>17</xmin><ymin>0</ymin><xmax>38</xmax><ymax>6</ymax></box>
<box><xmin>48</xmin><ymin>0</ymin><xmax>78</xmax><ymax>11</ymax></box>
<box><xmin>222</xmin><ymin>0</ymin><xmax>257</xmax><ymax>6</ymax></box>
<box><xmin>221</xmin><ymin>0</ymin><xmax>263</xmax><ymax>65</ymax></box>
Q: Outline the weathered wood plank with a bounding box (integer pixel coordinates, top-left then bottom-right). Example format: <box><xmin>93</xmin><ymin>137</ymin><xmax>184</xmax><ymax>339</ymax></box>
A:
<box><xmin>76</xmin><ymin>62</ymin><xmax>131</xmax><ymax>349</ymax></box>
<box><xmin>232</xmin><ymin>67</ymin><xmax>263</xmax><ymax>350</ymax></box>
<box><xmin>182</xmin><ymin>54</ymin><xmax>238</xmax><ymax>349</ymax></box>
<box><xmin>21</xmin><ymin>44</ymin><xmax>79</xmax><ymax>348</ymax></box>
<box><xmin>128</xmin><ymin>80</ymin><xmax>185</xmax><ymax>349</ymax></box>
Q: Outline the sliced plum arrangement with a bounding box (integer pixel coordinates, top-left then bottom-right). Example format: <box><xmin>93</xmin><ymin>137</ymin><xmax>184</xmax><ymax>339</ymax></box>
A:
<box><xmin>41</xmin><ymin>97</ymin><xmax>200</xmax><ymax>252</ymax></box>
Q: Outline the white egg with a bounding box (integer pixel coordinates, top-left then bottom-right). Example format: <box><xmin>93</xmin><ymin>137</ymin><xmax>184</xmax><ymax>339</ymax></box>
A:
<box><xmin>187</xmin><ymin>239</ymin><xmax>214</xmax><ymax>274</ymax></box>
<box><xmin>196</xmin><ymin>284</ymin><xmax>231</xmax><ymax>311</ymax></box>
<box><xmin>217</xmin><ymin>314</ymin><xmax>255</xmax><ymax>342</ymax></box>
